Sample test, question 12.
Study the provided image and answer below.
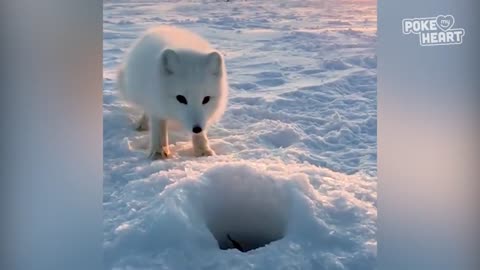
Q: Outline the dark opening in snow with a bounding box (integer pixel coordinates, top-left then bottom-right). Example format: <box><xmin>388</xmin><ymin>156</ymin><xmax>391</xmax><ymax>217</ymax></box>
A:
<box><xmin>215</xmin><ymin>229</ymin><xmax>284</xmax><ymax>252</ymax></box>
<box><xmin>206</xmin><ymin>205</ymin><xmax>287</xmax><ymax>252</ymax></box>
<box><xmin>200</xmin><ymin>165</ymin><xmax>290</xmax><ymax>252</ymax></box>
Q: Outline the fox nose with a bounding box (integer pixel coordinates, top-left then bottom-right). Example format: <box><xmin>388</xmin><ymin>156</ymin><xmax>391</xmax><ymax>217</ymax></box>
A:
<box><xmin>192</xmin><ymin>126</ymin><xmax>202</xmax><ymax>134</ymax></box>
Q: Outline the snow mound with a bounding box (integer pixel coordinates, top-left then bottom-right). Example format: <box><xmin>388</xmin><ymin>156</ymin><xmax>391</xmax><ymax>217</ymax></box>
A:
<box><xmin>103</xmin><ymin>160</ymin><xmax>376</xmax><ymax>269</ymax></box>
<box><xmin>324</xmin><ymin>59</ymin><xmax>352</xmax><ymax>70</ymax></box>
<box><xmin>200</xmin><ymin>164</ymin><xmax>290</xmax><ymax>251</ymax></box>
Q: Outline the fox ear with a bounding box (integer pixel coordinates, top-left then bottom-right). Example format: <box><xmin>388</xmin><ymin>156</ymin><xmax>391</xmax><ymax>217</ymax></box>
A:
<box><xmin>161</xmin><ymin>49</ymin><xmax>179</xmax><ymax>75</ymax></box>
<box><xmin>206</xmin><ymin>51</ymin><xmax>222</xmax><ymax>76</ymax></box>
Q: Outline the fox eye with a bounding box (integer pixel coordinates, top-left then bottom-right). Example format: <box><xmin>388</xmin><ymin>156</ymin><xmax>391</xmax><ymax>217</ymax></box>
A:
<box><xmin>202</xmin><ymin>96</ymin><xmax>211</xmax><ymax>105</ymax></box>
<box><xmin>176</xmin><ymin>95</ymin><xmax>187</xmax><ymax>105</ymax></box>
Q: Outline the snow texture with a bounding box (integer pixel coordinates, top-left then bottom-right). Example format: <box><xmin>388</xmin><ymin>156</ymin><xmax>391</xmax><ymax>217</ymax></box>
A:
<box><xmin>104</xmin><ymin>0</ymin><xmax>377</xmax><ymax>269</ymax></box>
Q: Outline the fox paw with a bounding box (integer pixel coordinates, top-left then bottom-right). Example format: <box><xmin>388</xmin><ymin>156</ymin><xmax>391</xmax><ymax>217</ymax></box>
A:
<box><xmin>194</xmin><ymin>147</ymin><xmax>215</xmax><ymax>157</ymax></box>
<box><xmin>148</xmin><ymin>146</ymin><xmax>171</xmax><ymax>160</ymax></box>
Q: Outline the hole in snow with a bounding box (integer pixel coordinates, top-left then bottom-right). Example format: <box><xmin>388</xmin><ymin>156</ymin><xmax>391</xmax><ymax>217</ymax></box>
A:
<box><xmin>200</xmin><ymin>164</ymin><xmax>290</xmax><ymax>252</ymax></box>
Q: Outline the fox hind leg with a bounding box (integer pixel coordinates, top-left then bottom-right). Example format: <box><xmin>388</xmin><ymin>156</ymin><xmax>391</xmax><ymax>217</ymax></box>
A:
<box><xmin>135</xmin><ymin>113</ymin><xmax>149</xmax><ymax>131</ymax></box>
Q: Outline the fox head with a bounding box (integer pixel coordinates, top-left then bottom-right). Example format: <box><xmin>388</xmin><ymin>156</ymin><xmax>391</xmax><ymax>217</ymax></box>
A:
<box><xmin>157</xmin><ymin>48</ymin><xmax>228</xmax><ymax>134</ymax></box>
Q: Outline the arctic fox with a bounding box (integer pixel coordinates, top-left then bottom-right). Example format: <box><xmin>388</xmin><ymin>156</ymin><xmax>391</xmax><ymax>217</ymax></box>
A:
<box><xmin>117</xmin><ymin>26</ymin><xmax>228</xmax><ymax>159</ymax></box>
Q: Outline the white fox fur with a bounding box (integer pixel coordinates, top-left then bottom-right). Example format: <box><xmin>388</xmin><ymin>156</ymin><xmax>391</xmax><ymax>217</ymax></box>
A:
<box><xmin>117</xmin><ymin>26</ymin><xmax>228</xmax><ymax>158</ymax></box>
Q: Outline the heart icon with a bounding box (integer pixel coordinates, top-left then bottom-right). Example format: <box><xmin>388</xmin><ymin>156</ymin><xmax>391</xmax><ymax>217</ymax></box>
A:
<box><xmin>436</xmin><ymin>15</ymin><xmax>455</xmax><ymax>32</ymax></box>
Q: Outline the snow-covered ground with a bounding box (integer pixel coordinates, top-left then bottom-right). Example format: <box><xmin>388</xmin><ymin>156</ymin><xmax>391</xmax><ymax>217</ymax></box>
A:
<box><xmin>103</xmin><ymin>0</ymin><xmax>377</xmax><ymax>269</ymax></box>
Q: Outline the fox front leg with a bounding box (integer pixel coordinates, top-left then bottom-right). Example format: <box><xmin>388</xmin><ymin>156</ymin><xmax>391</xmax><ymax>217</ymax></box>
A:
<box><xmin>148</xmin><ymin>117</ymin><xmax>171</xmax><ymax>159</ymax></box>
<box><xmin>192</xmin><ymin>132</ymin><xmax>215</xmax><ymax>157</ymax></box>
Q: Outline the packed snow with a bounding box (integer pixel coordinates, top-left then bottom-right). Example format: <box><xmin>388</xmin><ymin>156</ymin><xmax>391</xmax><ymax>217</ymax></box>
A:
<box><xmin>103</xmin><ymin>0</ymin><xmax>377</xmax><ymax>269</ymax></box>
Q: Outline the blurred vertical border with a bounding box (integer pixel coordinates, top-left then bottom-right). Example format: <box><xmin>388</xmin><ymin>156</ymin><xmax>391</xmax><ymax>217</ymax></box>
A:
<box><xmin>378</xmin><ymin>0</ymin><xmax>480</xmax><ymax>269</ymax></box>
<box><xmin>1</xmin><ymin>0</ymin><xmax>103</xmax><ymax>269</ymax></box>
